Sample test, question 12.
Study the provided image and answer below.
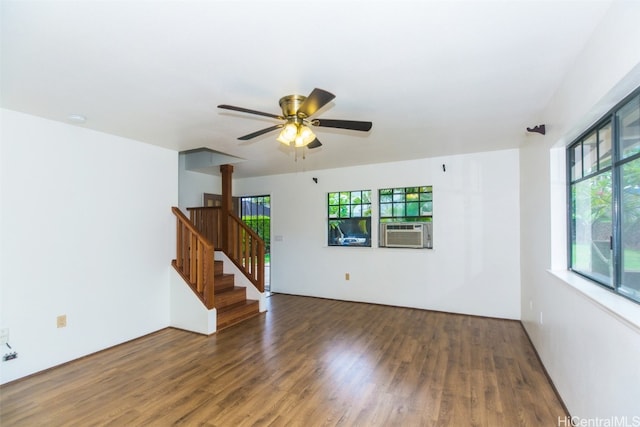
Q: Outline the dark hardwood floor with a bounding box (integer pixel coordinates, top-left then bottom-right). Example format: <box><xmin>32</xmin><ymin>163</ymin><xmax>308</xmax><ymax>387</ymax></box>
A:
<box><xmin>0</xmin><ymin>294</ymin><xmax>566</xmax><ymax>426</ymax></box>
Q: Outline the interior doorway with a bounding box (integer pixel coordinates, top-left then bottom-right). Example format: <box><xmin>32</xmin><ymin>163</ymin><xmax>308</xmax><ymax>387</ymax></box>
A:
<box><xmin>203</xmin><ymin>193</ymin><xmax>240</xmax><ymax>214</ymax></box>
<box><xmin>240</xmin><ymin>195</ymin><xmax>271</xmax><ymax>292</ymax></box>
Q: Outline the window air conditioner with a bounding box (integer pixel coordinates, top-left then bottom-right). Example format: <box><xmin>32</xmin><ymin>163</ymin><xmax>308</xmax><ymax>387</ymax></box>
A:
<box><xmin>380</xmin><ymin>222</ymin><xmax>433</xmax><ymax>249</ymax></box>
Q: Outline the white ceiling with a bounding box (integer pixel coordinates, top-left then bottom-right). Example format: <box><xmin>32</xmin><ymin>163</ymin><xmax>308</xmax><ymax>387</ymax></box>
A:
<box><xmin>1</xmin><ymin>0</ymin><xmax>613</xmax><ymax>178</ymax></box>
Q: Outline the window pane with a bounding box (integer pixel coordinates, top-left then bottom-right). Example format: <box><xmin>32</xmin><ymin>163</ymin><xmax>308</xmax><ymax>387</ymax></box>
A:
<box><xmin>328</xmin><ymin>220</ymin><xmax>342</xmax><ymax>245</ymax></box>
<box><xmin>393</xmin><ymin>193</ymin><xmax>405</xmax><ymax>203</ymax></box>
<box><xmin>598</xmin><ymin>123</ymin><xmax>612</xmax><ymax>169</ymax></box>
<box><xmin>329</xmin><ymin>205</ymin><xmax>339</xmax><ymax>218</ymax></box>
<box><xmin>328</xmin><ymin>193</ymin><xmax>339</xmax><ymax>206</ymax></box>
<box><xmin>406</xmin><ymin>192</ymin><xmax>419</xmax><ymax>201</ymax></box>
<box><xmin>571</xmin><ymin>144</ymin><xmax>583</xmax><ymax>181</ymax></box>
<box><xmin>361</xmin><ymin>191</ymin><xmax>371</xmax><ymax>204</ymax></box>
<box><xmin>420</xmin><ymin>192</ymin><xmax>433</xmax><ymax>201</ymax></box>
<box><xmin>421</xmin><ymin>202</ymin><xmax>433</xmax><ymax>215</ymax></box>
<box><xmin>339</xmin><ymin>192</ymin><xmax>350</xmax><ymax>204</ymax></box>
<box><xmin>380</xmin><ymin>203</ymin><xmax>392</xmax><ymax>217</ymax></box>
<box><xmin>617</xmin><ymin>95</ymin><xmax>640</xmax><ymax>160</ymax></box>
<box><xmin>583</xmin><ymin>132</ymin><xmax>598</xmax><ymax>175</ymax></box>
<box><xmin>380</xmin><ymin>194</ymin><xmax>392</xmax><ymax>203</ymax></box>
<box><xmin>406</xmin><ymin>202</ymin><xmax>419</xmax><ymax>216</ymax></box>
<box><xmin>571</xmin><ymin>172</ymin><xmax>613</xmax><ymax>286</ymax></box>
<box><xmin>351</xmin><ymin>205</ymin><xmax>362</xmax><ymax>217</ymax></box>
<box><xmin>339</xmin><ymin>205</ymin><xmax>349</xmax><ymax>218</ymax></box>
<box><xmin>362</xmin><ymin>204</ymin><xmax>371</xmax><ymax>216</ymax></box>
<box><xmin>328</xmin><ymin>218</ymin><xmax>371</xmax><ymax>246</ymax></box>
<box><xmin>393</xmin><ymin>204</ymin><xmax>405</xmax><ymax>216</ymax></box>
<box><xmin>351</xmin><ymin>191</ymin><xmax>362</xmax><ymax>204</ymax></box>
<box><xmin>619</xmin><ymin>157</ymin><xmax>640</xmax><ymax>301</ymax></box>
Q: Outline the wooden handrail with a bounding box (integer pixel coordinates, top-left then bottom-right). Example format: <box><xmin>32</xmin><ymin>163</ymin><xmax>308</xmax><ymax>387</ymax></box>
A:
<box><xmin>171</xmin><ymin>207</ymin><xmax>215</xmax><ymax>309</ymax></box>
<box><xmin>187</xmin><ymin>206</ymin><xmax>265</xmax><ymax>293</ymax></box>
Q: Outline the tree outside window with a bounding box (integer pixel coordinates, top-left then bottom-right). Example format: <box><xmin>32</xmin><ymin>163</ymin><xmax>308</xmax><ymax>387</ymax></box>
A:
<box><xmin>328</xmin><ymin>190</ymin><xmax>372</xmax><ymax>247</ymax></box>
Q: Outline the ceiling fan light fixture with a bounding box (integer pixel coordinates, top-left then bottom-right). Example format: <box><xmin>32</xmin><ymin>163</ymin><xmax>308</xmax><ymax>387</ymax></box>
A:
<box><xmin>277</xmin><ymin>122</ymin><xmax>298</xmax><ymax>145</ymax></box>
<box><xmin>296</xmin><ymin>125</ymin><xmax>316</xmax><ymax>147</ymax></box>
<box><xmin>276</xmin><ymin>131</ymin><xmax>291</xmax><ymax>146</ymax></box>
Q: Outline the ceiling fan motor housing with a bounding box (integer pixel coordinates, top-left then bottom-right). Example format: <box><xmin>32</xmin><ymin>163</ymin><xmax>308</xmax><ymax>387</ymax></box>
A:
<box><xmin>279</xmin><ymin>95</ymin><xmax>307</xmax><ymax>118</ymax></box>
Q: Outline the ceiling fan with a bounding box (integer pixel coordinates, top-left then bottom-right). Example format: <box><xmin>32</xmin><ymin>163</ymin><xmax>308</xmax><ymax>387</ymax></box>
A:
<box><xmin>218</xmin><ymin>88</ymin><xmax>372</xmax><ymax>149</ymax></box>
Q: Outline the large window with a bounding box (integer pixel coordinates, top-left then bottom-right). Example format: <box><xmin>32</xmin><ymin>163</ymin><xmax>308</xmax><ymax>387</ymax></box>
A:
<box><xmin>328</xmin><ymin>190</ymin><xmax>372</xmax><ymax>246</ymax></box>
<box><xmin>568</xmin><ymin>89</ymin><xmax>640</xmax><ymax>303</ymax></box>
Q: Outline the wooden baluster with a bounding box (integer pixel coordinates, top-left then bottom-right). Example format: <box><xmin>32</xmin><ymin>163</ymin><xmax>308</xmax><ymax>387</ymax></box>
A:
<box><xmin>176</xmin><ymin>220</ymin><xmax>183</xmax><ymax>269</ymax></box>
<box><xmin>183</xmin><ymin>228</ymin><xmax>190</xmax><ymax>276</ymax></box>
<box><xmin>257</xmin><ymin>242</ymin><xmax>265</xmax><ymax>292</ymax></box>
<box><xmin>189</xmin><ymin>233</ymin><xmax>197</xmax><ymax>283</ymax></box>
<box><xmin>203</xmin><ymin>245</ymin><xmax>214</xmax><ymax>309</ymax></box>
<box><xmin>196</xmin><ymin>241</ymin><xmax>203</xmax><ymax>292</ymax></box>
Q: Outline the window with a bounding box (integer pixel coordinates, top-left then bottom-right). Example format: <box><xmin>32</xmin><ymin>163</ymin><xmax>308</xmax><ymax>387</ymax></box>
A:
<box><xmin>568</xmin><ymin>89</ymin><xmax>640</xmax><ymax>303</ymax></box>
<box><xmin>328</xmin><ymin>190</ymin><xmax>372</xmax><ymax>246</ymax></box>
<box><xmin>379</xmin><ymin>186</ymin><xmax>433</xmax><ymax>223</ymax></box>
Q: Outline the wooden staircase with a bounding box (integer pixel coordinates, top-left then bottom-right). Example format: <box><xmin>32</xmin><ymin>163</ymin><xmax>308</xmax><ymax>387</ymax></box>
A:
<box><xmin>214</xmin><ymin>260</ymin><xmax>260</xmax><ymax>330</ymax></box>
<box><xmin>171</xmin><ymin>164</ymin><xmax>265</xmax><ymax>333</ymax></box>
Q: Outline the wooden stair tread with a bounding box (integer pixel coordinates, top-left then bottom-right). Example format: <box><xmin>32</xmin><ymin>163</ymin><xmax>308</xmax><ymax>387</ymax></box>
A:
<box><xmin>214</xmin><ymin>286</ymin><xmax>247</xmax><ymax>309</ymax></box>
<box><xmin>216</xmin><ymin>299</ymin><xmax>261</xmax><ymax>330</ymax></box>
<box><xmin>212</xmin><ymin>260</ymin><xmax>261</xmax><ymax>330</ymax></box>
<box><xmin>217</xmin><ymin>299</ymin><xmax>259</xmax><ymax>313</ymax></box>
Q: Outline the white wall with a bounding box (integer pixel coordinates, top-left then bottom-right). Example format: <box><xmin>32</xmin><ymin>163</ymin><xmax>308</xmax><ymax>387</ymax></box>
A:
<box><xmin>178</xmin><ymin>152</ymin><xmax>221</xmax><ymax>211</ymax></box>
<box><xmin>0</xmin><ymin>109</ymin><xmax>178</xmax><ymax>384</ymax></box>
<box><xmin>235</xmin><ymin>149</ymin><xmax>521</xmax><ymax>319</ymax></box>
<box><xmin>521</xmin><ymin>0</ymin><xmax>640</xmax><ymax>419</ymax></box>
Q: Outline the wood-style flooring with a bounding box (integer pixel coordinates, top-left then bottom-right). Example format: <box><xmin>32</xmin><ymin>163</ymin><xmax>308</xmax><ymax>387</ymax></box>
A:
<box><xmin>0</xmin><ymin>294</ymin><xmax>567</xmax><ymax>426</ymax></box>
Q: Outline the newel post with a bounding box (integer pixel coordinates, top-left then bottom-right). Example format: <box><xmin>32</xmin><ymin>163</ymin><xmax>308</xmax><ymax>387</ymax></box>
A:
<box><xmin>220</xmin><ymin>164</ymin><xmax>234</xmax><ymax>253</ymax></box>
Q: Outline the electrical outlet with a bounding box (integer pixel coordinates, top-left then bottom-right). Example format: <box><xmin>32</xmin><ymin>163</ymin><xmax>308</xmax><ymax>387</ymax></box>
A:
<box><xmin>57</xmin><ymin>315</ymin><xmax>67</xmax><ymax>328</ymax></box>
<box><xmin>345</xmin><ymin>273</ymin><xmax>350</xmax><ymax>281</ymax></box>
<box><xmin>0</xmin><ymin>328</ymin><xmax>8</xmax><ymax>345</ymax></box>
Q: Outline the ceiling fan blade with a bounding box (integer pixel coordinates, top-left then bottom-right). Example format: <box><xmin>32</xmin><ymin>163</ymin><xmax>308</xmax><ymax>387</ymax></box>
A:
<box><xmin>218</xmin><ymin>104</ymin><xmax>284</xmax><ymax>120</ymax></box>
<box><xmin>307</xmin><ymin>138</ymin><xmax>322</xmax><ymax>149</ymax></box>
<box><xmin>297</xmin><ymin>88</ymin><xmax>336</xmax><ymax>117</ymax></box>
<box><xmin>238</xmin><ymin>124</ymin><xmax>283</xmax><ymax>140</ymax></box>
<box><xmin>312</xmin><ymin>119</ymin><xmax>373</xmax><ymax>132</ymax></box>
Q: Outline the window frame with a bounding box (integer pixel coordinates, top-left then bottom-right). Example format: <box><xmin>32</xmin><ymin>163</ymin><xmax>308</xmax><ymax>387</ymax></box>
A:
<box><xmin>378</xmin><ymin>186</ymin><xmax>433</xmax><ymax>224</ymax></box>
<box><xmin>567</xmin><ymin>86</ymin><xmax>640</xmax><ymax>304</ymax></box>
<box><xmin>327</xmin><ymin>189</ymin><xmax>372</xmax><ymax>247</ymax></box>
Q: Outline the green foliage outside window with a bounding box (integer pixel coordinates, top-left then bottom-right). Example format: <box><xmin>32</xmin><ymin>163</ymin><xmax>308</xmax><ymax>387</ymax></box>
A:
<box><xmin>569</xmin><ymin>90</ymin><xmax>640</xmax><ymax>303</ymax></box>
<box><xmin>379</xmin><ymin>186</ymin><xmax>433</xmax><ymax>223</ymax></box>
<box><xmin>328</xmin><ymin>190</ymin><xmax>371</xmax><ymax>246</ymax></box>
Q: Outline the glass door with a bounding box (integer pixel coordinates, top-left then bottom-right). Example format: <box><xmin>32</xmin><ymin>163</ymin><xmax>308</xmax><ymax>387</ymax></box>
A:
<box><xmin>240</xmin><ymin>195</ymin><xmax>271</xmax><ymax>292</ymax></box>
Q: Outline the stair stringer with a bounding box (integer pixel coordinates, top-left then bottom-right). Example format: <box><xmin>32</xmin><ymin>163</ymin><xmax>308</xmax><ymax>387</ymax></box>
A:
<box><xmin>215</xmin><ymin>251</ymin><xmax>267</xmax><ymax>312</ymax></box>
<box><xmin>169</xmin><ymin>267</ymin><xmax>217</xmax><ymax>335</ymax></box>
